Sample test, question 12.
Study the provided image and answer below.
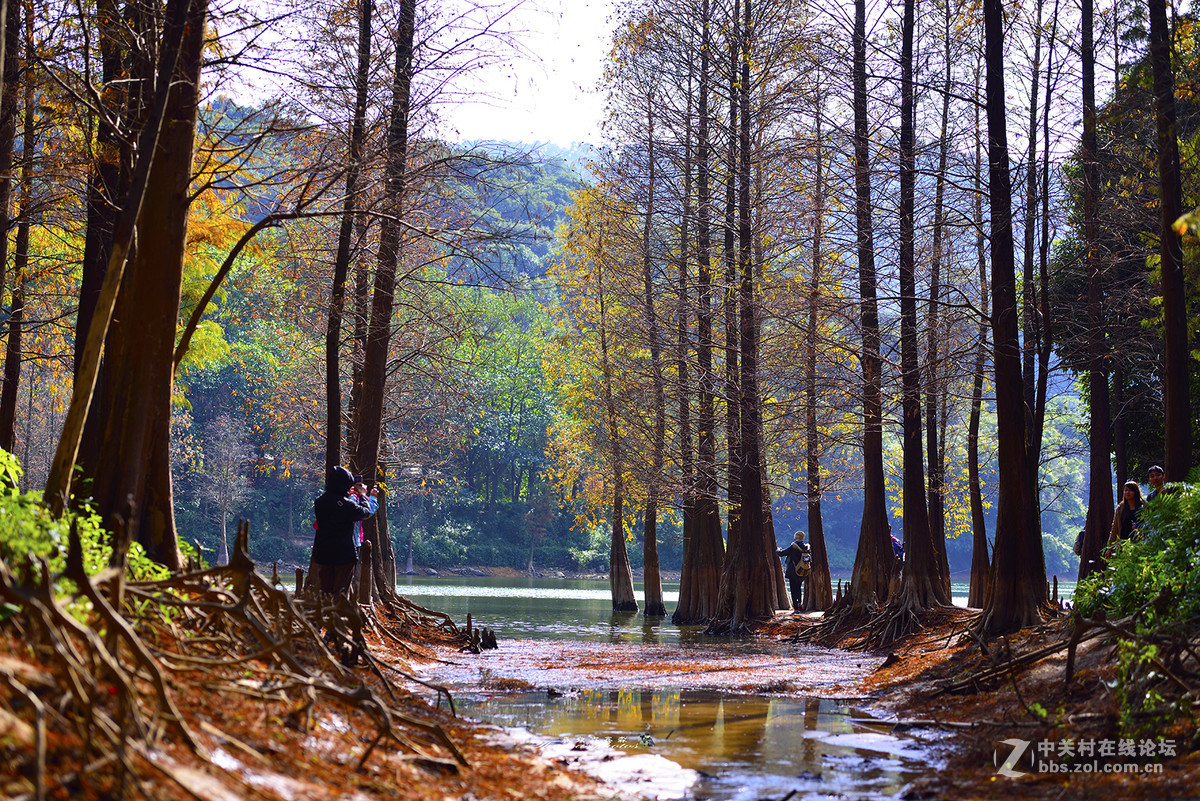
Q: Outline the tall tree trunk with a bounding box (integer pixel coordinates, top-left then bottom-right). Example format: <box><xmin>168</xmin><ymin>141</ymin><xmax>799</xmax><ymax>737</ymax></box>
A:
<box><xmin>0</xmin><ymin>0</ymin><xmax>17</xmax><ymax>336</ymax></box>
<box><xmin>981</xmin><ymin>0</ymin><xmax>1046</xmax><ymax>633</ymax></box>
<box><xmin>712</xmin><ymin>0</ymin><xmax>774</xmax><ymax>632</ymax></box>
<box><xmin>346</xmin><ymin>218</ymin><xmax>371</xmax><ymax>458</ymax></box>
<box><xmin>598</xmin><ymin>256</ymin><xmax>637</xmax><ymax>612</ymax></box>
<box><xmin>1022</xmin><ymin>0</ymin><xmax>1044</xmax><ymax>523</ymax></box>
<box><xmin>838</xmin><ymin>0</ymin><xmax>895</xmax><ymax>617</ymax></box>
<box><xmin>1078</xmin><ymin>0</ymin><xmax>1112</xmax><ymax>582</ymax></box>
<box><xmin>75</xmin><ymin>0</ymin><xmax>123</xmax><ymax>377</ymax></box>
<box><xmin>75</xmin><ymin>0</ymin><xmax>130</xmax><ymax>479</ymax></box>
<box><xmin>642</xmin><ymin>97</ymin><xmax>666</xmax><ymax>617</ymax></box>
<box><xmin>674</xmin><ymin>0</ymin><xmax>725</xmax><ymax>624</ymax></box>
<box><xmin>0</xmin><ymin>1</ymin><xmax>7</xmax><ymax>115</ymax></box>
<box><xmin>672</xmin><ymin>55</ymin><xmax>696</xmax><ymax>625</ymax></box>
<box><xmin>325</xmin><ymin>0</ymin><xmax>372</xmax><ymax>472</ymax></box>
<box><xmin>1148</xmin><ymin>0</ymin><xmax>1191</xmax><ymax>481</ymax></box>
<box><xmin>722</xmin><ymin>2</ymin><xmax>741</xmax><ymax>559</ymax></box>
<box><xmin>353</xmin><ymin>0</ymin><xmax>416</xmax><ymax>602</ymax></box>
<box><xmin>805</xmin><ymin>80</ymin><xmax>832</xmax><ymax>612</ymax></box>
<box><xmin>753</xmin><ymin>120</ymin><xmax>789</xmax><ymax>612</ymax></box>
<box><xmin>82</xmin><ymin>0</ymin><xmax>206</xmax><ymax>567</ymax></box>
<box><xmin>44</xmin><ymin>0</ymin><xmax>198</xmax><ymax>520</ymax></box>
<box><xmin>967</xmin><ymin>52</ymin><xmax>991</xmax><ymax>609</ymax></box>
<box><xmin>925</xmin><ymin>0</ymin><xmax>952</xmax><ymax>594</ymax></box>
<box><xmin>1034</xmin><ymin>1</ymin><xmax>1060</xmax><ymax>490</ymax></box>
<box><xmin>0</xmin><ymin>11</ymin><xmax>32</xmax><ymax>451</ymax></box>
<box><xmin>893</xmin><ymin>0</ymin><xmax>949</xmax><ymax>620</ymax></box>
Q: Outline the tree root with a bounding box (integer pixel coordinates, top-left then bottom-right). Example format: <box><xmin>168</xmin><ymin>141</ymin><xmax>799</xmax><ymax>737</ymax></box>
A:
<box><xmin>0</xmin><ymin>519</ymin><xmax>475</xmax><ymax>800</ymax></box>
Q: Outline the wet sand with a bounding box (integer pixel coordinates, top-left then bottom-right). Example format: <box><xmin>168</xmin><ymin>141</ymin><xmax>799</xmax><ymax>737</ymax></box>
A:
<box><xmin>420</xmin><ymin>635</ymin><xmax>884</xmax><ymax>695</ymax></box>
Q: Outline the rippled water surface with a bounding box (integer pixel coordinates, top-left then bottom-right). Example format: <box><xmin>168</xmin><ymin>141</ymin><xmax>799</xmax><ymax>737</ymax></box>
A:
<box><xmin>405</xmin><ymin>576</ymin><xmax>957</xmax><ymax>799</ymax></box>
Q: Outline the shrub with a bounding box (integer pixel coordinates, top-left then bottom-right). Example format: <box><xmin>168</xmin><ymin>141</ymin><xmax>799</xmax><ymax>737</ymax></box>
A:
<box><xmin>1075</xmin><ymin>482</ymin><xmax>1200</xmax><ymax>739</ymax></box>
<box><xmin>1075</xmin><ymin>482</ymin><xmax>1200</xmax><ymax>624</ymax></box>
<box><xmin>0</xmin><ymin>449</ymin><xmax>169</xmax><ymax>595</ymax></box>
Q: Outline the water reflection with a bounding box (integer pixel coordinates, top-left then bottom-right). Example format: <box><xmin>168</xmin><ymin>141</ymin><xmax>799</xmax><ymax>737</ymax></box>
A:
<box><xmin>395</xmin><ymin>575</ymin><xmax>1077</xmax><ymax>644</ymax></box>
<box><xmin>458</xmin><ymin>688</ymin><xmax>931</xmax><ymax>800</ymax></box>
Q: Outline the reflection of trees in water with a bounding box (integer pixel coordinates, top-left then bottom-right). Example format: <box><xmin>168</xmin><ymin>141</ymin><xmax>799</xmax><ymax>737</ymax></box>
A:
<box><xmin>548</xmin><ymin>690</ymin><xmax>868</xmax><ymax>774</ymax></box>
<box><xmin>804</xmin><ymin>696</ymin><xmax>820</xmax><ymax>765</ymax></box>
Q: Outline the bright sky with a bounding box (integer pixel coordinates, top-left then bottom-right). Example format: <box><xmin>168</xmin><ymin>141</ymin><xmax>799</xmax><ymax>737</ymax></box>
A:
<box><xmin>441</xmin><ymin>0</ymin><xmax>613</xmax><ymax>146</ymax></box>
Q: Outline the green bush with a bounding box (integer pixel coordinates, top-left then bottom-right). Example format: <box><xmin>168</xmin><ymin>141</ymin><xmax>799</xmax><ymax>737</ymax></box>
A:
<box><xmin>0</xmin><ymin>449</ymin><xmax>168</xmax><ymax>595</ymax></box>
<box><xmin>1075</xmin><ymin>482</ymin><xmax>1200</xmax><ymax>739</ymax></box>
<box><xmin>1075</xmin><ymin>482</ymin><xmax>1200</xmax><ymax>624</ymax></box>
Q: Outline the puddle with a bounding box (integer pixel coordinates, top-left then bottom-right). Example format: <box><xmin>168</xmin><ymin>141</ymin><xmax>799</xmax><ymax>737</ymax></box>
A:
<box><xmin>457</xmin><ymin>689</ymin><xmax>941</xmax><ymax>800</ymax></box>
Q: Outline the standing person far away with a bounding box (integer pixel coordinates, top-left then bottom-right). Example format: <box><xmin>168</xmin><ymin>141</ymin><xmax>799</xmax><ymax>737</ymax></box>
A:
<box><xmin>1146</xmin><ymin>465</ymin><xmax>1166</xmax><ymax>502</ymax></box>
<box><xmin>1107</xmin><ymin>479</ymin><xmax>1143</xmax><ymax>546</ymax></box>
<box><xmin>776</xmin><ymin>531</ymin><xmax>812</xmax><ymax>612</ymax></box>
<box><xmin>311</xmin><ymin>466</ymin><xmax>377</xmax><ymax>598</ymax></box>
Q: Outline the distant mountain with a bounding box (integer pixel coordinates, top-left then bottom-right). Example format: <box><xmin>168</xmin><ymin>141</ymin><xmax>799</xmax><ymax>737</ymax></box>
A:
<box><xmin>442</xmin><ymin>141</ymin><xmax>593</xmax><ymax>286</ymax></box>
<box><xmin>459</xmin><ymin>140</ymin><xmax>602</xmax><ymax>179</ymax></box>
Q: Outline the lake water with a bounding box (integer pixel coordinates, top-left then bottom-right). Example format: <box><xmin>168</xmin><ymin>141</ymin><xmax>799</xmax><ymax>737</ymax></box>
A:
<box><xmin>402</xmin><ymin>575</ymin><xmax>978</xmax><ymax>800</ymax></box>
<box><xmin>396</xmin><ymin>574</ymin><xmax>1076</xmax><ymax>643</ymax></box>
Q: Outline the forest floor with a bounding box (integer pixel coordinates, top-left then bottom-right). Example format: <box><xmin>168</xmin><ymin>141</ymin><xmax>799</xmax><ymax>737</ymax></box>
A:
<box><xmin>0</xmin><ymin>615</ymin><xmax>617</xmax><ymax>801</ymax></box>
<box><xmin>6</xmin><ymin>574</ymin><xmax>1198</xmax><ymax>801</ymax></box>
<box><xmin>765</xmin><ymin>607</ymin><xmax>1200</xmax><ymax>801</ymax></box>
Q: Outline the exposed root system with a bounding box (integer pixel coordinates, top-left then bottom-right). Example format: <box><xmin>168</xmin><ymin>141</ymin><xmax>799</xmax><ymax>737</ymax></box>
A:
<box><xmin>0</xmin><ymin>521</ymin><xmax>596</xmax><ymax>801</ymax></box>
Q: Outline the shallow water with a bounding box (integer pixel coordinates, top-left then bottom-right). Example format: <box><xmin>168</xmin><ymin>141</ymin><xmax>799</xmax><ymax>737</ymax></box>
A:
<box><xmin>406</xmin><ymin>577</ymin><xmax>954</xmax><ymax>800</ymax></box>
<box><xmin>461</xmin><ymin>689</ymin><xmax>937</xmax><ymax>801</ymax></box>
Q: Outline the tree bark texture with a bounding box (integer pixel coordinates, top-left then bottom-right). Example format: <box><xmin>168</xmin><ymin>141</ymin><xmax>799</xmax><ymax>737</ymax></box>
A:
<box><xmin>804</xmin><ymin>84</ymin><xmax>832</xmax><ymax>612</ymax></box>
<box><xmin>0</xmin><ymin>0</ymin><xmax>18</xmax><ymax>321</ymax></box>
<box><xmin>1022</xmin><ymin>0</ymin><xmax>1045</xmax><ymax>518</ymax></box>
<box><xmin>1078</xmin><ymin>0</ymin><xmax>1113</xmax><ymax>582</ymax></box>
<box><xmin>981</xmin><ymin>0</ymin><xmax>1047</xmax><ymax>633</ymax></box>
<box><xmin>85</xmin><ymin>0</ymin><xmax>206</xmax><ymax>567</ymax></box>
<box><xmin>674</xmin><ymin>0</ymin><xmax>725</xmax><ymax>625</ymax></box>
<box><xmin>44</xmin><ymin>0</ymin><xmax>198</xmax><ymax>521</ymax></box>
<box><xmin>925</xmin><ymin>0</ymin><xmax>953</xmax><ymax>594</ymax></box>
<box><xmin>722</xmin><ymin>2</ymin><xmax>741</xmax><ymax>559</ymax></box>
<box><xmin>1148</xmin><ymin>0</ymin><xmax>1192</xmax><ymax>481</ymax></box>
<box><xmin>967</xmin><ymin>58</ymin><xmax>991</xmax><ymax>610</ymax></box>
<box><xmin>672</xmin><ymin>58</ymin><xmax>696</xmax><ymax>624</ymax></box>
<box><xmin>641</xmin><ymin>98</ymin><xmax>666</xmax><ymax>617</ymax></box>
<box><xmin>839</xmin><ymin>0</ymin><xmax>896</xmax><ymax>617</ymax></box>
<box><xmin>712</xmin><ymin>0</ymin><xmax>776</xmax><ymax>631</ymax></box>
<box><xmin>353</xmin><ymin>0</ymin><xmax>415</xmax><ymax>599</ymax></box>
<box><xmin>0</xmin><ymin>12</ymin><xmax>32</xmax><ymax>452</ymax></box>
<box><xmin>894</xmin><ymin>0</ymin><xmax>949</xmax><ymax>614</ymax></box>
<box><xmin>325</xmin><ymin>0</ymin><xmax>372</xmax><ymax>472</ymax></box>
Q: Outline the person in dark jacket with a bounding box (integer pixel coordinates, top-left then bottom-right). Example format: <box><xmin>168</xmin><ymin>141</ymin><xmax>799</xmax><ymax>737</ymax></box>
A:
<box><xmin>776</xmin><ymin>531</ymin><xmax>811</xmax><ymax>612</ymax></box>
<box><xmin>312</xmin><ymin>465</ymin><xmax>376</xmax><ymax>597</ymax></box>
<box><xmin>1146</xmin><ymin>465</ymin><xmax>1165</xmax><ymax>502</ymax></box>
